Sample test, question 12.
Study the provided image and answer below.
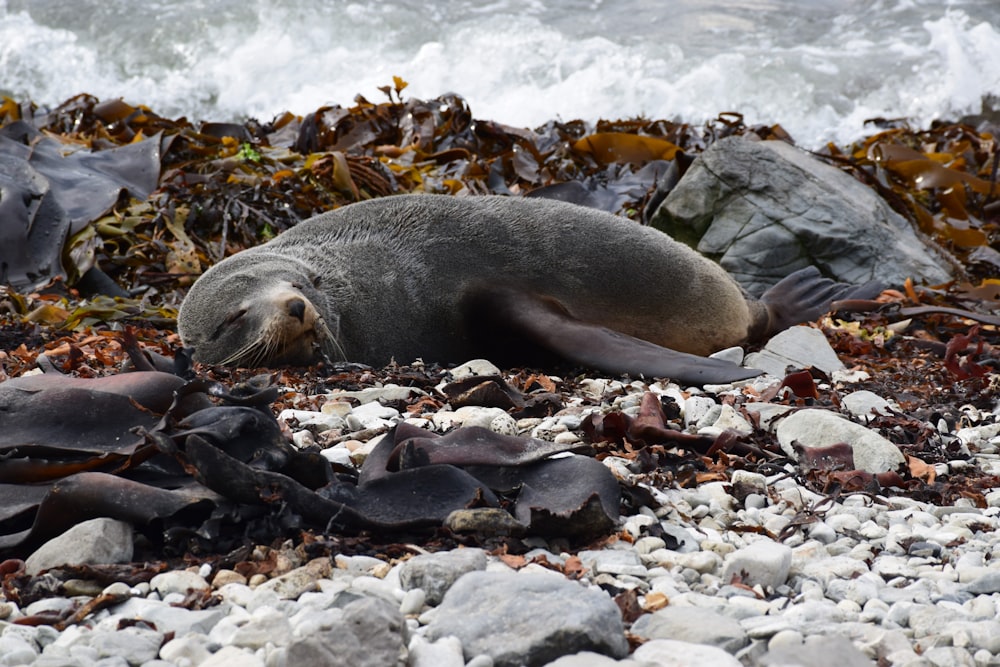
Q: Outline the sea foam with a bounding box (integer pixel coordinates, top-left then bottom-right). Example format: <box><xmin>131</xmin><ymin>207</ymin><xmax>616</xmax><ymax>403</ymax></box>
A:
<box><xmin>1</xmin><ymin>0</ymin><xmax>998</xmax><ymax>148</ymax></box>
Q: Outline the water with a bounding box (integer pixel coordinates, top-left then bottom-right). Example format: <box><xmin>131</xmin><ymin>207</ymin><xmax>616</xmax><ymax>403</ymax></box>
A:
<box><xmin>1</xmin><ymin>0</ymin><xmax>998</xmax><ymax>147</ymax></box>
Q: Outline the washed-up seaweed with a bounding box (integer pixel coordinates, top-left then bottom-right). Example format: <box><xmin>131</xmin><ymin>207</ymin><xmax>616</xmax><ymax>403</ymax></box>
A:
<box><xmin>0</xmin><ymin>339</ymin><xmax>621</xmax><ymax>560</ymax></box>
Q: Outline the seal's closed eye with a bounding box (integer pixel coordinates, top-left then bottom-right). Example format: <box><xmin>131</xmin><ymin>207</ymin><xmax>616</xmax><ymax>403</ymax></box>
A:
<box><xmin>211</xmin><ymin>309</ymin><xmax>247</xmax><ymax>341</ymax></box>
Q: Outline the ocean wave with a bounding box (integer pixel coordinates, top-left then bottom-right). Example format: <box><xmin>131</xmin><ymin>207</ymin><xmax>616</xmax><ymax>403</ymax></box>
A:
<box><xmin>1</xmin><ymin>0</ymin><xmax>998</xmax><ymax>147</ymax></box>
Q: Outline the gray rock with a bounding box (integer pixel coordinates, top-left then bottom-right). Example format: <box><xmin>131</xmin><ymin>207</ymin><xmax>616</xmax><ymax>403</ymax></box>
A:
<box><xmin>776</xmin><ymin>409</ymin><xmax>905</xmax><ymax>473</ymax></box>
<box><xmin>425</xmin><ymin>571</ymin><xmax>628</xmax><ymax>667</ymax></box>
<box><xmin>630</xmin><ymin>606</ymin><xmax>749</xmax><ymax>653</ymax></box>
<box><xmin>965</xmin><ymin>571</ymin><xmax>1000</xmax><ymax>595</ymax></box>
<box><xmin>632</xmin><ymin>639</ymin><xmax>743</xmax><ymax>666</ymax></box>
<box><xmin>286</xmin><ymin>596</ymin><xmax>407</xmax><ymax>667</ymax></box>
<box><xmin>650</xmin><ymin>136</ymin><xmax>954</xmax><ymax>295</ymax></box>
<box><xmin>398</xmin><ymin>548</ymin><xmax>488</xmax><ymax>605</ymax></box>
<box><xmin>759</xmin><ymin>634</ymin><xmax>875</xmax><ymax>666</ymax></box>
<box><xmin>25</xmin><ymin>518</ymin><xmax>133</xmax><ymax>575</ymax></box>
<box><xmin>744</xmin><ymin>326</ymin><xmax>844</xmax><ymax>377</ymax></box>
<box><xmin>721</xmin><ymin>540</ymin><xmax>793</xmax><ymax>590</ymax></box>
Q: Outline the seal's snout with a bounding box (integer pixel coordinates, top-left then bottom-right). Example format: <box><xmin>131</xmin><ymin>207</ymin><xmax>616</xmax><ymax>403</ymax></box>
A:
<box><xmin>287</xmin><ymin>297</ymin><xmax>306</xmax><ymax>322</ymax></box>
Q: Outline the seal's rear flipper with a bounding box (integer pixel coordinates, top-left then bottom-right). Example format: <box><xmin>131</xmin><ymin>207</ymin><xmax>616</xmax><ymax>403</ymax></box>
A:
<box><xmin>468</xmin><ymin>288</ymin><xmax>762</xmax><ymax>386</ymax></box>
<box><xmin>759</xmin><ymin>267</ymin><xmax>884</xmax><ymax>338</ymax></box>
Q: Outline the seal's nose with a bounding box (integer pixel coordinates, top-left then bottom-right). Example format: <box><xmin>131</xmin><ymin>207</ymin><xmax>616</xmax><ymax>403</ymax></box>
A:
<box><xmin>288</xmin><ymin>297</ymin><xmax>306</xmax><ymax>322</ymax></box>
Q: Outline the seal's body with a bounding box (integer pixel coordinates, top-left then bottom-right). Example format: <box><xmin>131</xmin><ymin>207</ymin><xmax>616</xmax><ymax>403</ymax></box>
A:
<box><xmin>178</xmin><ymin>195</ymin><xmax>871</xmax><ymax>384</ymax></box>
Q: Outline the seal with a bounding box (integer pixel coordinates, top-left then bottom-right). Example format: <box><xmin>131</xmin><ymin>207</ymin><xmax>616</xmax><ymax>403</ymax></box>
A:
<box><xmin>178</xmin><ymin>195</ymin><xmax>878</xmax><ymax>384</ymax></box>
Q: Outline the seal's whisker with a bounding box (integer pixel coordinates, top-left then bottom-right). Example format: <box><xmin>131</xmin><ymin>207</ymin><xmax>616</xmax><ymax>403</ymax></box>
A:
<box><xmin>315</xmin><ymin>317</ymin><xmax>345</xmax><ymax>362</ymax></box>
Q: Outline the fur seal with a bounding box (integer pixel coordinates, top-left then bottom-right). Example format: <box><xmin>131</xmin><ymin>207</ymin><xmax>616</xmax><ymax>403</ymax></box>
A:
<box><xmin>177</xmin><ymin>195</ymin><xmax>877</xmax><ymax>384</ymax></box>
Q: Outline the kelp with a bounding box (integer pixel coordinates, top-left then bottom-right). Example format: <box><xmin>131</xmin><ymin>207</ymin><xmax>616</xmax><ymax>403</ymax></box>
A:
<box><xmin>822</xmin><ymin>120</ymin><xmax>999</xmax><ymax>275</ymax></box>
<box><xmin>0</xmin><ymin>356</ymin><xmax>621</xmax><ymax>558</ymax></box>
<box><xmin>3</xmin><ymin>88</ymin><xmax>995</xmax><ymax>333</ymax></box>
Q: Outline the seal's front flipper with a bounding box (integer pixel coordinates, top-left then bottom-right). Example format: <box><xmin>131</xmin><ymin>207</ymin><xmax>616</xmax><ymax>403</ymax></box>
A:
<box><xmin>467</xmin><ymin>288</ymin><xmax>762</xmax><ymax>386</ymax></box>
<box><xmin>759</xmin><ymin>267</ymin><xmax>883</xmax><ymax>338</ymax></box>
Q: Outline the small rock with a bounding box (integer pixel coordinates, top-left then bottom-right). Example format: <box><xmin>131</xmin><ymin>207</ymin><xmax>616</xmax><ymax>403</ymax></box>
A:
<box><xmin>631</xmin><ymin>606</ymin><xmax>748</xmax><ymax>653</ymax></box>
<box><xmin>408</xmin><ymin>635</ymin><xmax>465</xmax><ymax>667</ymax></box>
<box><xmin>450</xmin><ymin>359</ymin><xmax>503</xmax><ymax>379</ymax></box>
<box><xmin>722</xmin><ymin>540</ymin><xmax>793</xmax><ymax>590</ymax></box>
<box><xmin>444</xmin><ymin>508</ymin><xmax>526</xmax><ymax>536</ymax></box>
<box><xmin>255</xmin><ymin>558</ymin><xmax>332</xmax><ymax>599</ymax></box>
<box><xmin>759</xmin><ymin>634</ymin><xmax>876</xmax><ymax>666</ymax></box>
<box><xmin>698</xmin><ymin>404</ymin><xmax>753</xmax><ymax>437</ymax></box>
<box><xmin>150</xmin><ymin>570</ymin><xmax>211</xmax><ymax>596</ymax></box>
<box><xmin>399</xmin><ymin>548</ymin><xmax>488</xmax><ymax>606</ymax></box>
<box><xmin>841</xmin><ymin>390</ymin><xmax>895</xmax><ymax>422</ymax></box>
<box><xmin>89</xmin><ymin>626</ymin><xmax>164</xmax><ymax>665</ymax></box>
<box><xmin>25</xmin><ymin>518</ymin><xmax>133</xmax><ymax>575</ymax></box>
<box><xmin>744</xmin><ymin>326</ymin><xmax>845</xmax><ymax>376</ymax></box>
<box><xmin>230</xmin><ymin>607</ymin><xmax>294</xmax><ymax>649</ymax></box>
<box><xmin>200</xmin><ymin>646</ymin><xmax>265</xmax><ymax>667</ymax></box>
<box><xmin>632</xmin><ymin>638</ymin><xmax>743</xmax><ymax>667</ymax></box>
<box><xmin>212</xmin><ymin>569</ymin><xmax>248</xmax><ymax>588</ymax></box>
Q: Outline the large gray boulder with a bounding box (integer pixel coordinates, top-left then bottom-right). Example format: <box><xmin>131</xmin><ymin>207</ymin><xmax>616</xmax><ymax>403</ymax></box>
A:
<box><xmin>650</xmin><ymin>136</ymin><xmax>955</xmax><ymax>296</ymax></box>
<box><xmin>424</xmin><ymin>571</ymin><xmax>628</xmax><ymax>667</ymax></box>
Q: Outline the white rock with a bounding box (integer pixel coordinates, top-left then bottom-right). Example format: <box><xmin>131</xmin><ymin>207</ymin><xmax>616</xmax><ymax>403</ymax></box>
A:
<box><xmin>730</xmin><ymin>470</ymin><xmax>767</xmax><ymax>495</ymax></box>
<box><xmin>684</xmin><ymin>396</ymin><xmax>718</xmax><ymax>428</ymax></box>
<box><xmin>432</xmin><ymin>406</ymin><xmax>516</xmax><ymax>434</ymax></box>
<box><xmin>708</xmin><ymin>346</ymin><xmax>746</xmax><ymax>365</ymax></box>
<box><xmin>776</xmin><ymin>408</ymin><xmax>905</xmax><ymax>473</ymax></box>
<box><xmin>721</xmin><ymin>539</ymin><xmax>792</xmax><ymax>589</ymax></box>
<box><xmin>150</xmin><ymin>570</ymin><xmax>211</xmax><ymax>596</ymax></box>
<box><xmin>841</xmin><ymin>390</ymin><xmax>895</xmax><ymax>422</ymax></box>
<box><xmin>407</xmin><ymin>635</ymin><xmax>465</xmax><ymax>667</ymax></box>
<box><xmin>200</xmin><ymin>645</ymin><xmax>265</xmax><ymax>667</ymax></box>
<box><xmin>744</xmin><ymin>326</ymin><xmax>845</xmax><ymax>376</ymax></box>
<box><xmin>450</xmin><ymin>359</ymin><xmax>503</xmax><ymax>379</ymax></box>
<box><xmin>326</xmin><ymin>384</ymin><xmax>426</xmax><ymax>405</ymax></box>
<box><xmin>632</xmin><ymin>638</ymin><xmax>742</xmax><ymax>666</ymax></box>
<box><xmin>698</xmin><ymin>404</ymin><xmax>753</xmax><ymax>437</ymax></box>
<box><xmin>277</xmin><ymin>409</ymin><xmax>344</xmax><ymax>432</ymax></box>
<box><xmin>320</xmin><ymin>445</ymin><xmax>353</xmax><ymax>466</ymax></box>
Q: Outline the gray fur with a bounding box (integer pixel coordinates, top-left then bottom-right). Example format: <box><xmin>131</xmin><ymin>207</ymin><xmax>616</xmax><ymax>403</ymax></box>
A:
<box><xmin>177</xmin><ymin>195</ymin><xmax>763</xmax><ymax>370</ymax></box>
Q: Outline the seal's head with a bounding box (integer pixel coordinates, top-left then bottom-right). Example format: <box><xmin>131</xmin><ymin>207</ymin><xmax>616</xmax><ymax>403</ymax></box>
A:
<box><xmin>177</xmin><ymin>254</ymin><xmax>340</xmax><ymax>367</ymax></box>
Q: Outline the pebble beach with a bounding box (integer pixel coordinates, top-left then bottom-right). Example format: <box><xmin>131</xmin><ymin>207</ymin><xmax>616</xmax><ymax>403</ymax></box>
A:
<box><xmin>4</xmin><ymin>325</ymin><xmax>1000</xmax><ymax>667</ymax></box>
